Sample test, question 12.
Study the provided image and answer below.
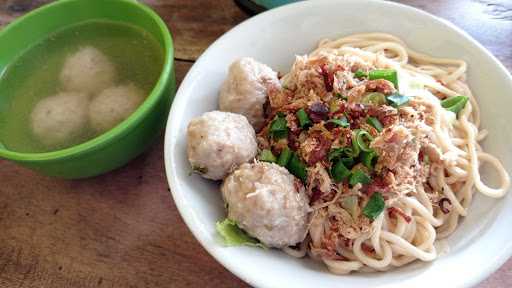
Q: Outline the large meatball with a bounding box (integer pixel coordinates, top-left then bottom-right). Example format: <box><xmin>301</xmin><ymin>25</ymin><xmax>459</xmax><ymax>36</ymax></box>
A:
<box><xmin>88</xmin><ymin>83</ymin><xmax>145</xmax><ymax>133</ymax></box>
<box><xmin>60</xmin><ymin>46</ymin><xmax>117</xmax><ymax>94</ymax></box>
<box><xmin>187</xmin><ymin>111</ymin><xmax>257</xmax><ymax>180</ymax></box>
<box><xmin>222</xmin><ymin>162</ymin><xmax>311</xmax><ymax>248</ymax></box>
<box><xmin>219</xmin><ymin>57</ymin><xmax>280</xmax><ymax>131</ymax></box>
<box><xmin>31</xmin><ymin>92</ymin><xmax>89</xmax><ymax>148</ymax></box>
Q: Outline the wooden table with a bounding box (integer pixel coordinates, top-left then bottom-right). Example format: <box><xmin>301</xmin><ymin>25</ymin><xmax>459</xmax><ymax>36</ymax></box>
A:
<box><xmin>0</xmin><ymin>0</ymin><xmax>511</xmax><ymax>287</ymax></box>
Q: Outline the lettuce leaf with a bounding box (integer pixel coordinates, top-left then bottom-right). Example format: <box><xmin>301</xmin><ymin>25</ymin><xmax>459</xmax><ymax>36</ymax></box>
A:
<box><xmin>216</xmin><ymin>219</ymin><xmax>266</xmax><ymax>248</ymax></box>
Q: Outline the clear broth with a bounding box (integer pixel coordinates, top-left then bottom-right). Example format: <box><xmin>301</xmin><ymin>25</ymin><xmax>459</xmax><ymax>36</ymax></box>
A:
<box><xmin>0</xmin><ymin>20</ymin><xmax>164</xmax><ymax>153</ymax></box>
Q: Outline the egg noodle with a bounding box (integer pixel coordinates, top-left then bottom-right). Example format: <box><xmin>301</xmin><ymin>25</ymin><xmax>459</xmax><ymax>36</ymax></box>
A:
<box><xmin>282</xmin><ymin>33</ymin><xmax>511</xmax><ymax>273</ymax></box>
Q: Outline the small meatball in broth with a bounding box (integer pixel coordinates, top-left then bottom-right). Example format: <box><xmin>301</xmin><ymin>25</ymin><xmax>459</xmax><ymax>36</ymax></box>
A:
<box><xmin>60</xmin><ymin>46</ymin><xmax>117</xmax><ymax>94</ymax></box>
<box><xmin>88</xmin><ymin>83</ymin><xmax>145</xmax><ymax>133</ymax></box>
<box><xmin>30</xmin><ymin>92</ymin><xmax>89</xmax><ymax>148</ymax></box>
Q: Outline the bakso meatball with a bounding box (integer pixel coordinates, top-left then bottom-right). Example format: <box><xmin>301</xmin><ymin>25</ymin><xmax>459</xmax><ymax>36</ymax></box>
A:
<box><xmin>222</xmin><ymin>162</ymin><xmax>311</xmax><ymax>248</ymax></box>
<box><xmin>219</xmin><ymin>57</ymin><xmax>280</xmax><ymax>131</ymax></box>
<box><xmin>88</xmin><ymin>83</ymin><xmax>145</xmax><ymax>133</ymax></box>
<box><xmin>31</xmin><ymin>92</ymin><xmax>89</xmax><ymax>147</ymax></box>
<box><xmin>187</xmin><ymin>111</ymin><xmax>257</xmax><ymax>180</ymax></box>
<box><xmin>60</xmin><ymin>46</ymin><xmax>117</xmax><ymax>94</ymax></box>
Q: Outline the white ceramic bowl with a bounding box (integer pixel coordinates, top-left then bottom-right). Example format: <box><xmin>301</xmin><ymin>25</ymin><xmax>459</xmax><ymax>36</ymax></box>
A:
<box><xmin>164</xmin><ymin>1</ymin><xmax>512</xmax><ymax>287</ymax></box>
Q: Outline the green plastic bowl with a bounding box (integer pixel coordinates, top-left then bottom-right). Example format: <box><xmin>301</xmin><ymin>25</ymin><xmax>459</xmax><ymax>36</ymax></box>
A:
<box><xmin>0</xmin><ymin>0</ymin><xmax>175</xmax><ymax>179</ymax></box>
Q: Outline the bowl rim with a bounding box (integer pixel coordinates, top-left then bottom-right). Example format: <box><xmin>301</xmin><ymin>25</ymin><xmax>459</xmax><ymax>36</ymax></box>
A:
<box><xmin>164</xmin><ymin>0</ymin><xmax>512</xmax><ymax>287</ymax></box>
<box><xmin>0</xmin><ymin>0</ymin><xmax>174</xmax><ymax>161</ymax></box>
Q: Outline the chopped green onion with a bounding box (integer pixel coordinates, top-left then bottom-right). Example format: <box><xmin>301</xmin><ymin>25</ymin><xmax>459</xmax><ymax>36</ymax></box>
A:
<box><xmin>341</xmin><ymin>195</ymin><xmax>359</xmax><ymax>219</ymax></box>
<box><xmin>327</xmin><ymin>117</ymin><xmax>349</xmax><ymax>128</ymax></box>
<box><xmin>362</xmin><ymin>192</ymin><xmax>385</xmax><ymax>220</ymax></box>
<box><xmin>366</xmin><ymin>117</ymin><xmax>383</xmax><ymax>132</ymax></box>
<box><xmin>331</xmin><ymin>159</ymin><xmax>351</xmax><ymax>183</ymax></box>
<box><xmin>277</xmin><ymin>147</ymin><xmax>292</xmax><ymax>167</ymax></box>
<box><xmin>341</xmin><ymin>157</ymin><xmax>355</xmax><ymax>169</ymax></box>
<box><xmin>349</xmin><ymin>170</ymin><xmax>372</xmax><ymax>186</ymax></box>
<box><xmin>296</xmin><ymin>108</ymin><xmax>312</xmax><ymax>128</ymax></box>
<box><xmin>328</xmin><ymin>148</ymin><xmax>344</xmax><ymax>162</ymax></box>
<box><xmin>259</xmin><ymin>149</ymin><xmax>276</xmax><ymax>163</ymax></box>
<box><xmin>369</xmin><ymin>69</ymin><xmax>398</xmax><ymax>89</ymax></box>
<box><xmin>193</xmin><ymin>166</ymin><xmax>208</xmax><ymax>174</ymax></box>
<box><xmin>343</xmin><ymin>147</ymin><xmax>359</xmax><ymax>158</ymax></box>
<box><xmin>354</xmin><ymin>70</ymin><xmax>368</xmax><ymax>78</ymax></box>
<box><xmin>335</xmin><ymin>93</ymin><xmax>347</xmax><ymax>100</ymax></box>
<box><xmin>328</xmin><ymin>147</ymin><xmax>357</xmax><ymax>165</ymax></box>
<box><xmin>216</xmin><ymin>219</ymin><xmax>265</xmax><ymax>248</ymax></box>
<box><xmin>386</xmin><ymin>93</ymin><xmax>409</xmax><ymax>107</ymax></box>
<box><xmin>361</xmin><ymin>150</ymin><xmax>378</xmax><ymax>169</ymax></box>
<box><xmin>441</xmin><ymin>95</ymin><xmax>469</xmax><ymax>114</ymax></box>
<box><xmin>269</xmin><ymin>114</ymin><xmax>288</xmax><ymax>139</ymax></box>
<box><xmin>362</xmin><ymin>92</ymin><xmax>387</xmax><ymax>105</ymax></box>
<box><xmin>287</xmin><ymin>153</ymin><xmax>308</xmax><ymax>183</ymax></box>
<box><xmin>354</xmin><ymin>129</ymin><xmax>374</xmax><ymax>152</ymax></box>
<box><xmin>350</xmin><ymin>138</ymin><xmax>361</xmax><ymax>158</ymax></box>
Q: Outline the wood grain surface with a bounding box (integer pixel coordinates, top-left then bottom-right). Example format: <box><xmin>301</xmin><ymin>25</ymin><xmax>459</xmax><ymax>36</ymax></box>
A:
<box><xmin>0</xmin><ymin>0</ymin><xmax>511</xmax><ymax>287</ymax></box>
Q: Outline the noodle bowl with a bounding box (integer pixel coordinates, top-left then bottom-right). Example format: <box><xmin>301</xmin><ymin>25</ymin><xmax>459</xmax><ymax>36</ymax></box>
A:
<box><xmin>203</xmin><ymin>32</ymin><xmax>511</xmax><ymax>274</ymax></box>
<box><xmin>274</xmin><ymin>33</ymin><xmax>510</xmax><ymax>273</ymax></box>
<box><xmin>185</xmin><ymin>33</ymin><xmax>510</xmax><ymax>274</ymax></box>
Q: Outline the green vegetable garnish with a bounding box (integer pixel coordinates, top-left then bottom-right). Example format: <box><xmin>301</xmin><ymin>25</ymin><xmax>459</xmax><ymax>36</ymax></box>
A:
<box><xmin>327</xmin><ymin>117</ymin><xmax>350</xmax><ymax>128</ymax></box>
<box><xmin>216</xmin><ymin>219</ymin><xmax>265</xmax><ymax>248</ymax></box>
<box><xmin>193</xmin><ymin>166</ymin><xmax>208</xmax><ymax>174</ymax></box>
<box><xmin>341</xmin><ymin>195</ymin><xmax>359</xmax><ymax>219</ymax></box>
<box><xmin>296</xmin><ymin>108</ymin><xmax>312</xmax><ymax>128</ymax></box>
<box><xmin>354</xmin><ymin>70</ymin><xmax>368</xmax><ymax>78</ymax></box>
<box><xmin>354</xmin><ymin>129</ymin><xmax>374</xmax><ymax>152</ymax></box>
<box><xmin>287</xmin><ymin>153</ymin><xmax>308</xmax><ymax>182</ymax></box>
<box><xmin>361</xmin><ymin>150</ymin><xmax>378</xmax><ymax>169</ymax></box>
<box><xmin>328</xmin><ymin>148</ymin><xmax>356</xmax><ymax>169</ymax></box>
<box><xmin>350</xmin><ymin>140</ymin><xmax>361</xmax><ymax>158</ymax></box>
<box><xmin>346</xmin><ymin>130</ymin><xmax>363</xmax><ymax>159</ymax></box>
<box><xmin>386</xmin><ymin>93</ymin><xmax>409</xmax><ymax>107</ymax></box>
<box><xmin>259</xmin><ymin>149</ymin><xmax>277</xmax><ymax>163</ymax></box>
<box><xmin>277</xmin><ymin>147</ymin><xmax>292</xmax><ymax>167</ymax></box>
<box><xmin>349</xmin><ymin>170</ymin><xmax>372</xmax><ymax>186</ymax></box>
<box><xmin>366</xmin><ymin>117</ymin><xmax>383</xmax><ymax>132</ymax></box>
<box><xmin>331</xmin><ymin>159</ymin><xmax>351</xmax><ymax>183</ymax></box>
<box><xmin>335</xmin><ymin>93</ymin><xmax>347</xmax><ymax>100</ymax></box>
<box><xmin>441</xmin><ymin>95</ymin><xmax>469</xmax><ymax>114</ymax></box>
<box><xmin>329</xmin><ymin>145</ymin><xmax>359</xmax><ymax>161</ymax></box>
<box><xmin>331</xmin><ymin>149</ymin><xmax>343</xmax><ymax>160</ymax></box>
<box><xmin>341</xmin><ymin>157</ymin><xmax>355</xmax><ymax>169</ymax></box>
<box><xmin>269</xmin><ymin>114</ymin><xmax>289</xmax><ymax>139</ymax></box>
<box><xmin>362</xmin><ymin>92</ymin><xmax>387</xmax><ymax>105</ymax></box>
<box><xmin>327</xmin><ymin>147</ymin><xmax>359</xmax><ymax>163</ymax></box>
<box><xmin>362</xmin><ymin>192</ymin><xmax>385</xmax><ymax>220</ymax></box>
<box><xmin>369</xmin><ymin>69</ymin><xmax>398</xmax><ymax>89</ymax></box>
<box><xmin>328</xmin><ymin>148</ymin><xmax>344</xmax><ymax>162</ymax></box>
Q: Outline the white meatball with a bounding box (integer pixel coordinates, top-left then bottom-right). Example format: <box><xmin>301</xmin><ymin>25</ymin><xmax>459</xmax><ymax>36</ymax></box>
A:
<box><xmin>222</xmin><ymin>162</ymin><xmax>311</xmax><ymax>248</ymax></box>
<box><xmin>187</xmin><ymin>111</ymin><xmax>257</xmax><ymax>180</ymax></box>
<box><xmin>88</xmin><ymin>83</ymin><xmax>145</xmax><ymax>133</ymax></box>
<box><xmin>219</xmin><ymin>57</ymin><xmax>280</xmax><ymax>131</ymax></box>
<box><xmin>60</xmin><ymin>46</ymin><xmax>117</xmax><ymax>94</ymax></box>
<box><xmin>31</xmin><ymin>92</ymin><xmax>89</xmax><ymax>148</ymax></box>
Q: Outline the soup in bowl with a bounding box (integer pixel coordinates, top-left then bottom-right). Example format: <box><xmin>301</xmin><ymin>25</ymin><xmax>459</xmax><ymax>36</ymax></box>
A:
<box><xmin>0</xmin><ymin>0</ymin><xmax>175</xmax><ymax>179</ymax></box>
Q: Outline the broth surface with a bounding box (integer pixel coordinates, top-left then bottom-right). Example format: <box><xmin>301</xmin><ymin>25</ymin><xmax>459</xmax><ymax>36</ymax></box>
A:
<box><xmin>0</xmin><ymin>20</ymin><xmax>164</xmax><ymax>153</ymax></box>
